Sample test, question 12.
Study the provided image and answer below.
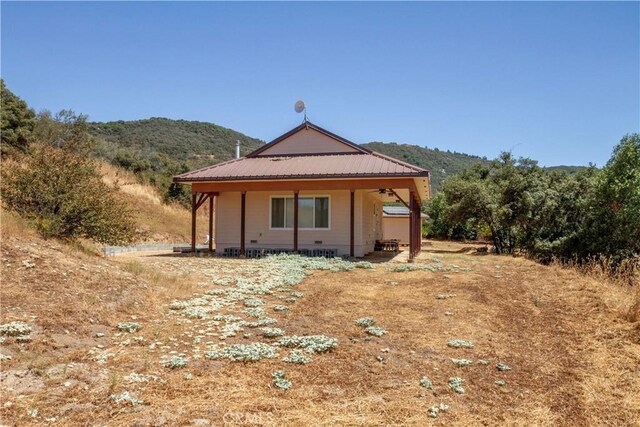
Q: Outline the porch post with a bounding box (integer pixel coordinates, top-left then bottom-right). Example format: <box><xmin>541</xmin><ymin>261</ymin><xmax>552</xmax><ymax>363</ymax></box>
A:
<box><xmin>240</xmin><ymin>192</ymin><xmax>246</xmax><ymax>256</ymax></box>
<box><xmin>208</xmin><ymin>193</ymin><xmax>214</xmax><ymax>253</ymax></box>
<box><xmin>191</xmin><ymin>193</ymin><xmax>197</xmax><ymax>254</ymax></box>
<box><xmin>409</xmin><ymin>191</ymin><xmax>416</xmax><ymax>261</ymax></box>
<box><xmin>350</xmin><ymin>190</ymin><xmax>355</xmax><ymax>257</ymax></box>
<box><xmin>293</xmin><ymin>191</ymin><xmax>299</xmax><ymax>252</ymax></box>
<box><xmin>416</xmin><ymin>196</ymin><xmax>420</xmax><ymax>256</ymax></box>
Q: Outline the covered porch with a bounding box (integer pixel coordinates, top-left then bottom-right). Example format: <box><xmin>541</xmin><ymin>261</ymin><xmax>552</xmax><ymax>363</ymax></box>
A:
<box><xmin>187</xmin><ymin>177</ymin><xmax>425</xmax><ymax>261</ymax></box>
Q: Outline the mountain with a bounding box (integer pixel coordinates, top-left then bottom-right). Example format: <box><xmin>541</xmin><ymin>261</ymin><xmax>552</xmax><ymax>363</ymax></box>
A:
<box><xmin>87</xmin><ymin>117</ymin><xmax>585</xmax><ymax>202</ymax></box>
<box><xmin>88</xmin><ymin>118</ymin><xmax>265</xmax><ymax>205</ymax></box>
<box><xmin>89</xmin><ymin>117</ymin><xmax>264</xmax><ymax>170</ymax></box>
<box><xmin>361</xmin><ymin>142</ymin><xmax>490</xmax><ymax>192</ymax></box>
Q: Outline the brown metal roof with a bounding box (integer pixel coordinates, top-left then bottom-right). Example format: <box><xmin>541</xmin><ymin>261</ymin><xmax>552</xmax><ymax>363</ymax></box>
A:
<box><xmin>174</xmin><ymin>151</ymin><xmax>429</xmax><ymax>182</ymax></box>
<box><xmin>173</xmin><ymin>121</ymin><xmax>429</xmax><ymax>183</ymax></box>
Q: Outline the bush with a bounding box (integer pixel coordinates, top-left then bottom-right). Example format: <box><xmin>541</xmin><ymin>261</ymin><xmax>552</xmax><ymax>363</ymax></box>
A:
<box><xmin>1</xmin><ymin>80</ymin><xmax>36</xmax><ymax>156</ymax></box>
<box><xmin>1</xmin><ymin>143</ymin><xmax>140</xmax><ymax>245</ymax></box>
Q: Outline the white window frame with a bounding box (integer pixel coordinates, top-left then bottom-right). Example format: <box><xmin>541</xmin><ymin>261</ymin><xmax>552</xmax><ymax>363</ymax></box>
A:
<box><xmin>269</xmin><ymin>195</ymin><xmax>331</xmax><ymax>230</ymax></box>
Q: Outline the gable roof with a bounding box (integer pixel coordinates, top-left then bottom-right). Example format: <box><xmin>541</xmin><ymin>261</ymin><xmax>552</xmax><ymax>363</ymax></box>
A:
<box><xmin>173</xmin><ymin>120</ymin><xmax>429</xmax><ymax>183</ymax></box>
<box><xmin>174</xmin><ymin>151</ymin><xmax>428</xmax><ymax>182</ymax></box>
<box><xmin>247</xmin><ymin>121</ymin><xmax>370</xmax><ymax>157</ymax></box>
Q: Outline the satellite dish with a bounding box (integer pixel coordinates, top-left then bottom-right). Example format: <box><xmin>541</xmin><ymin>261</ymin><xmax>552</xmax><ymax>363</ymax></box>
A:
<box><xmin>294</xmin><ymin>100</ymin><xmax>306</xmax><ymax>113</ymax></box>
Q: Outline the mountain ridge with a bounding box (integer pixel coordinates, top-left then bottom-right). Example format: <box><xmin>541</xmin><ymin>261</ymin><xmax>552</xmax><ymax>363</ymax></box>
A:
<box><xmin>87</xmin><ymin>117</ymin><xmax>586</xmax><ymax>202</ymax></box>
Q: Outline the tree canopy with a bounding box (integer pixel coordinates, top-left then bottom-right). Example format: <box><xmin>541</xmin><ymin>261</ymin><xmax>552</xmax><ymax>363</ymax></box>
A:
<box><xmin>1</xmin><ymin>79</ymin><xmax>36</xmax><ymax>155</ymax></box>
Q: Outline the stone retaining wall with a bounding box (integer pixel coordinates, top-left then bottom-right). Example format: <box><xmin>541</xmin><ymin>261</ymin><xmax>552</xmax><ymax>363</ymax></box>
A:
<box><xmin>103</xmin><ymin>243</ymin><xmax>194</xmax><ymax>256</ymax></box>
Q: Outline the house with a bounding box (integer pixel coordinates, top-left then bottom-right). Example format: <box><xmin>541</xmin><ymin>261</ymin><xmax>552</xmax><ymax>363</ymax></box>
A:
<box><xmin>382</xmin><ymin>206</ymin><xmax>429</xmax><ymax>245</ymax></box>
<box><xmin>173</xmin><ymin>121</ymin><xmax>430</xmax><ymax>260</ymax></box>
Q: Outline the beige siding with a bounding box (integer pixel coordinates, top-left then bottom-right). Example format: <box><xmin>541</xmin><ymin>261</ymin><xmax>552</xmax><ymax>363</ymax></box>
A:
<box><xmin>257</xmin><ymin>128</ymin><xmax>359</xmax><ymax>156</ymax></box>
<box><xmin>215</xmin><ymin>189</ymin><xmax>380</xmax><ymax>257</ymax></box>
<box><xmin>361</xmin><ymin>192</ymin><xmax>383</xmax><ymax>254</ymax></box>
<box><xmin>382</xmin><ymin>217</ymin><xmax>410</xmax><ymax>244</ymax></box>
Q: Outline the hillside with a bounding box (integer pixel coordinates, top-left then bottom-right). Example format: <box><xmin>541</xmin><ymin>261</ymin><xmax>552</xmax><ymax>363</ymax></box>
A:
<box><xmin>88</xmin><ymin>118</ymin><xmax>265</xmax><ymax>205</ymax></box>
<box><xmin>88</xmin><ymin>117</ymin><xmax>587</xmax><ymax>197</ymax></box>
<box><xmin>99</xmin><ymin>162</ymin><xmax>208</xmax><ymax>243</ymax></box>
<box><xmin>362</xmin><ymin>142</ymin><xmax>490</xmax><ymax>191</ymax></box>
<box><xmin>87</xmin><ymin>118</ymin><xmax>492</xmax><ymax>195</ymax></box>
<box><xmin>1</xmin><ymin>231</ymin><xmax>638</xmax><ymax>425</ymax></box>
<box><xmin>89</xmin><ymin>117</ymin><xmax>264</xmax><ymax>166</ymax></box>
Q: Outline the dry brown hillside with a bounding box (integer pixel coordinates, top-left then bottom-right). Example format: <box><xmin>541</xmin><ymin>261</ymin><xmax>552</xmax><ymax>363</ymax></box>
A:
<box><xmin>1</xmin><ymin>209</ymin><xmax>639</xmax><ymax>427</ymax></box>
<box><xmin>99</xmin><ymin>162</ymin><xmax>208</xmax><ymax>244</ymax></box>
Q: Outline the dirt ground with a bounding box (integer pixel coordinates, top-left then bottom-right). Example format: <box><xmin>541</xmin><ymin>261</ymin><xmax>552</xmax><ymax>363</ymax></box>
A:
<box><xmin>1</xmin><ymin>231</ymin><xmax>639</xmax><ymax>426</ymax></box>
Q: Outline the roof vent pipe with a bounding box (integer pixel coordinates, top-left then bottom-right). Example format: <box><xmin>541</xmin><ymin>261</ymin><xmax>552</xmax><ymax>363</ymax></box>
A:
<box><xmin>236</xmin><ymin>140</ymin><xmax>240</xmax><ymax>159</ymax></box>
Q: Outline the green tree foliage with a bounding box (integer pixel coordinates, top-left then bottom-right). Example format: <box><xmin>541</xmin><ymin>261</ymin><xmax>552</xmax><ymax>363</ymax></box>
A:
<box><xmin>1</xmin><ymin>79</ymin><xmax>36</xmax><ymax>155</ymax></box>
<box><xmin>424</xmin><ymin>193</ymin><xmax>477</xmax><ymax>240</ymax></box>
<box><xmin>582</xmin><ymin>134</ymin><xmax>640</xmax><ymax>262</ymax></box>
<box><xmin>362</xmin><ymin>142</ymin><xmax>491</xmax><ymax>192</ymax></box>
<box><xmin>441</xmin><ymin>153</ymin><xmax>599</xmax><ymax>256</ymax></box>
<box><xmin>87</xmin><ymin>117</ymin><xmax>264</xmax><ymax>205</ymax></box>
<box><xmin>437</xmin><ymin>135</ymin><xmax>639</xmax><ymax>269</ymax></box>
<box><xmin>1</xmin><ymin>111</ymin><xmax>140</xmax><ymax>245</ymax></box>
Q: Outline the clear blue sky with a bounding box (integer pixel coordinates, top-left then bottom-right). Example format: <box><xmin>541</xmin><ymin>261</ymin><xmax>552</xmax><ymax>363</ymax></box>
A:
<box><xmin>2</xmin><ymin>2</ymin><xmax>638</xmax><ymax>166</ymax></box>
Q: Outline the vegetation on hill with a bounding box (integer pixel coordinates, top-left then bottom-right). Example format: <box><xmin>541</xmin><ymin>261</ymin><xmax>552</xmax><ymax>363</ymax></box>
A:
<box><xmin>85</xmin><ymin>118</ymin><xmax>588</xmax><ymax>204</ymax></box>
<box><xmin>1</xmin><ymin>109</ymin><xmax>140</xmax><ymax>245</ymax></box>
<box><xmin>426</xmin><ymin>134</ymin><xmax>639</xmax><ymax>280</ymax></box>
<box><xmin>88</xmin><ymin>118</ymin><xmax>264</xmax><ymax>205</ymax></box>
<box><xmin>361</xmin><ymin>142</ymin><xmax>490</xmax><ymax>192</ymax></box>
<box><xmin>1</xmin><ymin>79</ymin><xmax>37</xmax><ymax>156</ymax></box>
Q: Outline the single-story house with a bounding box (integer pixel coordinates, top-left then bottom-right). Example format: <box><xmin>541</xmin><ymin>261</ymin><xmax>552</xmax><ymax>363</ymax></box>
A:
<box><xmin>382</xmin><ymin>206</ymin><xmax>429</xmax><ymax>245</ymax></box>
<box><xmin>173</xmin><ymin>121</ymin><xmax>430</xmax><ymax>260</ymax></box>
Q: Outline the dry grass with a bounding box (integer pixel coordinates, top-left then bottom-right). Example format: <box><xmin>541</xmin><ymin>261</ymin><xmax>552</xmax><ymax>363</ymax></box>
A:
<box><xmin>1</xmin><ymin>230</ymin><xmax>639</xmax><ymax>426</ymax></box>
<box><xmin>100</xmin><ymin>162</ymin><xmax>209</xmax><ymax>243</ymax></box>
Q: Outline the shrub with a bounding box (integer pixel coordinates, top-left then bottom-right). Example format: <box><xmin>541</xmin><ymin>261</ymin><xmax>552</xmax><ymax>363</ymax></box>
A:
<box><xmin>163</xmin><ymin>356</ymin><xmax>187</xmax><ymax>369</ymax></box>
<box><xmin>496</xmin><ymin>362</ymin><xmax>511</xmax><ymax>372</ymax></box>
<box><xmin>428</xmin><ymin>403</ymin><xmax>450</xmax><ymax>418</ymax></box>
<box><xmin>354</xmin><ymin>317</ymin><xmax>376</xmax><ymax>327</ymax></box>
<box><xmin>117</xmin><ymin>322</ymin><xmax>141</xmax><ymax>333</ymax></box>
<box><xmin>205</xmin><ymin>343</ymin><xmax>279</xmax><ymax>362</ymax></box>
<box><xmin>420</xmin><ymin>376</ymin><xmax>433</xmax><ymax>389</ymax></box>
<box><xmin>1</xmin><ymin>80</ymin><xmax>36</xmax><ymax>155</ymax></box>
<box><xmin>448</xmin><ymin>377</ymin><xmax>465</xmax><ymax>394</ymax></box>
<box><xmin>277</xmin><ymin>335</ymin><xmax>337</xmax><ymax>353</ymax></box>
<box><xmin>1</xmin><ymin>143</ymin><xmax>140</xmax><ymax>245</ymax></box>
<box><xmin>261</xmin><ymin>327</ymin><xmax>284</xmax><ymax>338</ymax></box>
<box><xmin>365</xmin><ymin>326</ymin><xmax>387</xmax><ymax>337</ymax></box>
<box><xmin>451</xmin><ymin>358</ymin><xmax>473</xmax><ymax>367</ymax></box>
<box><xmin>272</xmin><ymin>370</ymin><xmax>292</xmax><ymax>390</ymax></box>
<box><xmin>110</xmin><ymin>391</ymin><xmax>143</xmax><ymax>406</ymax></box>
<box><xmin>447</xmin><ymin>339</ymin><xmax>473</xmax><ymax>349</ymax></box>
<box><xmin>0</xmin><ymin>321</ymin><xmax>32</xmax><ymax>336</ymax></box>
<box><xmin>282</xmin><ymin>349</ymin><xmax>312</xmax><ymax>364</ymax></box>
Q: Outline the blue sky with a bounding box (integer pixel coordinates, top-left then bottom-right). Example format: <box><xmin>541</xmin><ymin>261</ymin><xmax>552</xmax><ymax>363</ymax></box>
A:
<box><xmin>2</xmin><ymin>2</ymin><xmax>638</xmax><ymax>167</ymax></box>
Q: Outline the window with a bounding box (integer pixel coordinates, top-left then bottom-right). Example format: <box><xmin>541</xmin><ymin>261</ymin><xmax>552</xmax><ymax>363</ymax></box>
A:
<box><xmin>271</xmin><ymin>196</ymin><xmax>330</xmax><ymax>229</ymax></box>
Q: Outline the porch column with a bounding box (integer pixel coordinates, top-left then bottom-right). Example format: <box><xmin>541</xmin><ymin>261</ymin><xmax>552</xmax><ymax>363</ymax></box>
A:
<box><xmin>240</xmin><ymin>192</ymin><xmax>246</xmax><ymax>256</ymax></box>
<box><xmin>350</xmin><ymin>190</ymin><xmax>355</xmax><ymax>257</ymax></box>
<box><xmin>416</xmin><ymin>196</ymin><xmax>420</xmax><ymax>256</ymax></box>
<box><xmin>293</xmin><ymin>191</ymin><xmax>299</xmax><ymax>252</ymax></box>
<box><xmin>409</xmin><ymin>191</ymin><xmax>416</xmax><ymax>261</ymax></box>
<box><xmin>191</xmin><ymin>193</ymin><xmax>197</xmax><ymax>254</ymax></box>
<box><xmin>208</xmin><ymin>193</ymin><xmax>214</xmax><ymax>252</ymax></box>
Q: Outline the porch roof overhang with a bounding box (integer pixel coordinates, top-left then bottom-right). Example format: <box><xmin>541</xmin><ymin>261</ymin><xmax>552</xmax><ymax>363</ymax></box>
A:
<box><xmin>174</xmin><ymin>152</ymin><xmax>430</xmax><ymax>202</ymax></box>
<box><xmin>186</xmin><ymin>176</ymin><xmax>429</xmax><ymax>204</ymax></box>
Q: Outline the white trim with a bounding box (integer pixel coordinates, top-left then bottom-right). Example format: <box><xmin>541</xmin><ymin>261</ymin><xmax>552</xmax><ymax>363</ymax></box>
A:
<box><xmin>269</xmin><ymin>194</ymin><xmax>331</xmax><ymax>231</ymax></box>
